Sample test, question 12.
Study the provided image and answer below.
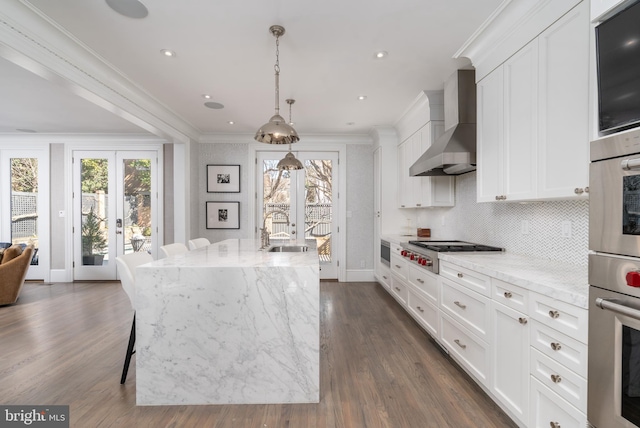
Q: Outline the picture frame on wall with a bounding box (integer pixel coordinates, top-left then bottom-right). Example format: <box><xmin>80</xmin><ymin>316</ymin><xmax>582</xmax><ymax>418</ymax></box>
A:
<box><xmin>207</xmin><ymin>164</ymin><xmax>240</xmax><ymax>193</ymax></box>
<box><xmin>206</xmin><ymin>201</ymin><xmax>240</xmax><ymax>229</ymax></box>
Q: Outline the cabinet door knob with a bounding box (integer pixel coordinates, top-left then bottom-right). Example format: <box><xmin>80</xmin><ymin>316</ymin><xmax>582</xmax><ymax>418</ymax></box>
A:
<box><xmin>457</xmin><ymin>273</ymin><xmax>464</xmax><ymax>278</ymax></box>
<box><xmin>574</xmin><ymin>188</ymin><xmax>584</xmax><ymax>194</ymax></box>
<box><xmin>549</xmin><ymin>310</ymin><xmax>560</xmax><ymax>319</ymax></box>
<box><xmin>504</xmin><ymin>292</ymin><xmax>513</xmax><ymax>298</ymax></box>
<box><xmin>551</xmin><ymin>374</ymin><xmax>562</xmax><ymax>383</ymax></box>
<box><xmin>495</xmin><ymin>195</ymin><xmax>501</xmax><ymax>201</ymax></box>
<box><xmin>550</xmin><ymin>422</ymin><xmax>561</xmax><ymax>428</ymax></box>
<box><xmin>585</xmin><ymin>186</ymin><xmax>589</xmax><ymax>193</ymax></box>
<box><xmin>550</xmin><ymin>342</ymin><xmax>562</xmax><ymax>351</ymax></box>
<box><xmin>518</xmin><ymin>317</ymin><xmax>528</xmax><ymax>325</ymax></box>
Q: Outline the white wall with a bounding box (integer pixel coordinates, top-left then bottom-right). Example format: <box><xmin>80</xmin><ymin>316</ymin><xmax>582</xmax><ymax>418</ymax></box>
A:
<box><xmin>407</xmin><ymin>171</ymin><xmax>589</xmax><ymax>266</ymax></box>
<box><xmin>346</xmin><ymin>144</ymin><xmax>374</xmax><ymax>271</ymax></box>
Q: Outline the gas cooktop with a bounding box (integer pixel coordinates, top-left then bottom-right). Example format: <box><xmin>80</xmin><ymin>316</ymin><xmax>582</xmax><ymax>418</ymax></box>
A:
<box><xmin>407</xmin><ymin>240</ymin><xmax>504</xmax><ymax>253</ymax></box>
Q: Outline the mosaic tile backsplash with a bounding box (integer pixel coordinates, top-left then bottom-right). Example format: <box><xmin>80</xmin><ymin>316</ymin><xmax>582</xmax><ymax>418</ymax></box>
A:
<box><xmin>412</xmin><ymin>171</ymin><xmax>589</xmax><ymax>266</ymax></box>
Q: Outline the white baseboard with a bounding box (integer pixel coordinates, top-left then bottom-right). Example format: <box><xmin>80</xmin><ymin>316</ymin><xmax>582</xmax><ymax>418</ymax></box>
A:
<box><xmin>345</xmin><ymin>269</ymin><xmax>375</xmax><ymax>282</ymax></box>
<box><xmin>50</xmin><ymin>269</ymin><xmax>71</xmax><ymax>283</ymax></box>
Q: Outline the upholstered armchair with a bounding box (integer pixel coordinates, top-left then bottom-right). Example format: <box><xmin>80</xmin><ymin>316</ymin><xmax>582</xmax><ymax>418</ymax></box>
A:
<box><xmin>0</xmin><ymin>245</ymin><xmax>34</xmax><ymax>306</ymax></box>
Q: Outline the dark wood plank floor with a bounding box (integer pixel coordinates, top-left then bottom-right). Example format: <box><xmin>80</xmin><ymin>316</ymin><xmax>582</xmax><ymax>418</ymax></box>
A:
<box><xmin>0</xmin><ymin>281</ymin><xmax>516</xmax><ymax>428</ymax></box>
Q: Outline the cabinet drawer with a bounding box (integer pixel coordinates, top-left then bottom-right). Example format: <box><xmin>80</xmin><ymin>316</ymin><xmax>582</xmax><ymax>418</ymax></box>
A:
<box><xmin>492</xmin><ymin>278</ymin><xmax>528</xmax><ymax>312</ymax></box>
<box><xmin>530</xmin><ymin>320</ymin><xmax>587</xmax><ymax>378</ymax></box>
<box><xmin>440</xmin><ymin>313</ymin><xmax>490</xmax><ymax>386</ymax></box>
<box><xmin>390</xmin><ymin>243</ymin><xmax>404</xmax><ymax>257</ymax></box>
<box><xmin>441</xmin><ymin>278</ymin><xmax>491</xmax><ymax>341</ymax></box>
<box><xmin>407</xmin><ymin>289</ymin><xmax>439</xmax><ymax>338</ymax></box>
<box><xmin>439</xmin><ymin>261</ymin><xmax>491</xmax><ymax>297</ymax></box>
<box><xmin>530</xmin><ymin>348</ymin><xmax>587</xmax><ymax>412</ymax></box>
<box><xmin>378</xmin><ymin>263</ymin><xmax>391</xmax><ymax>290</ymax></box>
<box><xmin>408</xmin><ymin>264</ymin><xmax>439</xmax><ymax>305</ymax></box>
<box><xmin>390</xmin><ymin>276</ymin><xmax>408</xmax><ymax>306</ymax></box>
<box><xmin>529</xmin><ymin>292</ymin><xmax>588</xmax><ymax>344</ymax></box>
<box><xmin>390</xmin><ymin>254</ymin><xmax>408</xmax><ymax>282</ymax></box>
<box><xmin>530</xmin><ymin>376</ymin><xmax>586</xmax><ymax>428</ymax></box>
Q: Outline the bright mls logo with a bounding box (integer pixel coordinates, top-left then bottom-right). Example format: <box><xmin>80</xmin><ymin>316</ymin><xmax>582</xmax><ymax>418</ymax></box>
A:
<box><xmin>0</xmin><ymin>406</ymin><xmax>69</xmax><ymax>427</ymax></box>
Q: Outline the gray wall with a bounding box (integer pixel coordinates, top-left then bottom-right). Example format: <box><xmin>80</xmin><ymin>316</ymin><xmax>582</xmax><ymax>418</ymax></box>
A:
<box><xmin>50</xmin><ymin>143</ymin><xmax>65</xmax><ymax>269</ymax></box>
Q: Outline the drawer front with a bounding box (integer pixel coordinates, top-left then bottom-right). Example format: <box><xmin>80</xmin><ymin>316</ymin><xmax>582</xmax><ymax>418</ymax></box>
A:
<box><xmin>530</xmin><ymin>320</ymin><xmax>587</xmax><ymax>378</ymax></box>
<box><xmin>391</xmin><ymin>242</ymin><xmax>404</xmax><ymax>257</ymax></box>
<box><xmin>529</xmin><ymin>292</ymin><xmax>588</xmax><ymax>344</ymax></box>
<box><xmin>407</xmin><ymin>289</ymin><xmax>439</xmax><ymax>338</ymax></box>
<box><xmin>391</xmin><ymin>254</ymin><xmax>408</xmax><ymax>281</ymax></box>
<box><xmin>492</xmin><ymin>278</ymin><xmax>528</xmax><ymax>312</ymax></box>
<box><xmin>440</xmin><ymin>313</ymin><xmax>490</xmax><ymax>386</ymax></box>
<box><xmin>378</xmin><ymin>263</ymin><xmax>391</xmax><ymax>290</ymax></box>
<box><xmin>439</xmin><ymin>261</ymin><xmax>491</xmax><ymax>297</ymax></box>
<box><xmin>441</xmin><ymin>278</ymin><xmax>491</xmax><ymax>341</ymax></box>
<box><xmin>530</xmin><ymin>348</ymin><xmax>587</xmax><ymax>412</ymax></box>
<box><xmin>408</xmin><ymin>264</ymin><xmax>439</xmax><ymax>304</ymax></box>
<box><xmin>390</xmin><ymin>276</ymin><xmax>408</xmax><ymax>306</ymax></box>
<box><xmin>530</xmin><ymin>376</ymin><xmax>586</xmax><ymax>428</ymax></box>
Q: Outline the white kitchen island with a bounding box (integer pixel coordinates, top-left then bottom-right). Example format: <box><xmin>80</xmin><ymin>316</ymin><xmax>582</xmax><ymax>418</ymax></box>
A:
<box><xmin>134</xmin><ymin>239</ymin><xmax>319</xmax><ymax>406</ymax></box>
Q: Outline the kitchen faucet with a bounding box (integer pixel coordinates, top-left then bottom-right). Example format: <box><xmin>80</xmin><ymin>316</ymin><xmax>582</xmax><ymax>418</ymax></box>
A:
<box><xmin>260</xmin><ymin>209</ymin><xmax>290</xmax><ymax>249</ymax></box>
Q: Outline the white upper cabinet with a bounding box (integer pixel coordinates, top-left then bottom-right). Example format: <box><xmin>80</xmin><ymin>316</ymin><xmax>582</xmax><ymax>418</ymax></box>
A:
<box><xmin>591</xmin><ymin>0</ymin><xmax>631</xmax><ymax>22</ymax></box>
<box><xmin>475</xmin><ymin>1</ymin><xmax>589</xmax><ymax>202</ymax></box>
<box><xmin>395</xmin><ymin>91</ymin><xmax>454</xmax><ymax>208</ymax></box>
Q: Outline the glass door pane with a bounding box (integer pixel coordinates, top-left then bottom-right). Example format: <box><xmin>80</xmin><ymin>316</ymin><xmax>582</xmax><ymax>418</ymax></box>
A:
<box><xmin>10</xmin><ymin>158</ymin><xmax>39</xmax><ymax>266</ymax></box>
<box><xmin>122</xmin><ymin>158</ymin><xmax>153</xmax><ymax>255</ymax></box>
<box><xmin>261</xmin><ymin>157</ymin><xmax>294</xmax><ymax>241</ymax></box>
<box><xmin>80</xmin><ymin>157</ymin><xmax>110</xmax><ymax>267</ymax></box>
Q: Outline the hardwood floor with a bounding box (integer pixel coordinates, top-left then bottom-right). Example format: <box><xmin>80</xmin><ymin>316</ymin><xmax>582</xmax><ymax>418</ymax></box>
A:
<box><xmin>0</xmin><ymin>281</ymin><xmax>516</xmax><ymax>428</ymax></box>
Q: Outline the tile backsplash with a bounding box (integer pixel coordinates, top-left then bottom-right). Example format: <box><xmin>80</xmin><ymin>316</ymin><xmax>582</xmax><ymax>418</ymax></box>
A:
<box><xmin>413</xmin><ymin>171</ymin><xmax>589</xmax><ymax>266</ymax></box>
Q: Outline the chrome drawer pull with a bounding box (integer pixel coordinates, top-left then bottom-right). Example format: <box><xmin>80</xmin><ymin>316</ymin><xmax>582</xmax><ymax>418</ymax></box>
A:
<box><xmin>383</xmin><ymin>276</ymin><xmax>388</xmax><ymax>280</ymax></box>
<box><xmin>416</xmin><ymin>306</ymin><xmax>424</xmax><ymax>313</ymax></box>
<box><xmin>548</xmin><ymin>310</ymin><xmax>560</xmax><ymax>319</ymax></box>
<box><xmin>454</xmin><ymin>339</ymin><xmax>466</xmax><ymax>349</ymax></box>
<box><xmin>504</xmin><ymin>292</ymin><xmax>512</xmax><ymax>298</ymax></box>
<box><xmin>454</xmin><ymin>301</ymin><xmax>467</xmax><ymax>309</ymax></box>
<box><xmin>394</xmin><ymin>287</ymin><xmax>401</xmax><ymax>292</ymax></box>
<box><xmin>549</xmin><ymin>422</ymin><xmax>561</xmax><ymax>428</ymax></box>
<box><xmin>395</xmin><ymin>265</ymin><xmax>402</xmax><ymax>269</ymax></box>
<box><xmin>550</xmin><ymin>342</ymin><xmax>562</xmax><ymax>351</ymax></box>
<box><xmin>457</xmin><ymin>273</ymin><xmax>463</xmax><ymax>278</ymax></box>
<box><xmin>518</xmin><ymin>317</ymin><xmax>527</xmax><ymax>325</ymax></box>
<box><xmin>550</xmin><ymin>374</ymin><xmax>562</xmax><ymax>383</ymax></box>
<box><xmin>417</xmin><ymin>278</ymin><xmax>425</xmax><ymax>284</ymax></box>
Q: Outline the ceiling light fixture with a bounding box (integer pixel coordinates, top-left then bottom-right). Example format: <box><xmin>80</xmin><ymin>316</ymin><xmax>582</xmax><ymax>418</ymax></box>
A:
<box><xmin>204</xmin><ymin>102</ymin><xmax>224</xmax><ymax>109</ymax></box>
<box><xmin>255</xmin><ymin>25</ymin><xmax>300</xmax><ymax>145</ymax></box>
<box><xmin>277</xmin><ymin>99</ymin><xmax>303</xmax><ymax>171</ymax></box>
<box><xmin>375</xmin><ymin>51</ymin><xmax>388</xmax><ymax>59</ymax></box>
<box><xmin>228</xmin><ymin>121</ymin><xmax>235</xmax><ymax>125</ymax></box>
<box><xmin>202</xmin><ymin>94</ymin><xmax>212</xmax><ymax>99</ymax></box>
<box><xmin>358</xmin><ymin>95</ymin><xmax>367</xmax><ymax>100</ymax></box>
<box><xmin>160</xmin><ymin>49</ymin><xmax>176</xmax><ymax>57</ymax></box>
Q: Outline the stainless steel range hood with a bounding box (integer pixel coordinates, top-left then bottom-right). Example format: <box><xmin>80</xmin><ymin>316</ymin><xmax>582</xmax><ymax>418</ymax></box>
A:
<box><xmin>410</xmin><ymin>69</ymin><xmax>476</xmax><ymax>176</ymax></box>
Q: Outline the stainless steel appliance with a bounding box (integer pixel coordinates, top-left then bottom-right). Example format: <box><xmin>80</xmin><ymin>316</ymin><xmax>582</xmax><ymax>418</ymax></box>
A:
<box><xmin>589</xmin><ymin>127</ymin><xmax>640</xmax><ymax>428</ymax></box>
<box><xmin>381</xmin><ymin>239</ymin><xmax>390</xmax><ymax>267</ymax></box>
<box><xmin>400</xmin><ymin>240</ymin><xmax>503</xmax><ymax>274</ymax></box>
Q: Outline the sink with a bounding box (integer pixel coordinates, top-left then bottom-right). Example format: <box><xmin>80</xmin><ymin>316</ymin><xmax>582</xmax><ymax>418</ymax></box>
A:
<box><xmin>268</xmin><ymin>245</ymin><xmax>309</xmax><ymax>253</ymax></box>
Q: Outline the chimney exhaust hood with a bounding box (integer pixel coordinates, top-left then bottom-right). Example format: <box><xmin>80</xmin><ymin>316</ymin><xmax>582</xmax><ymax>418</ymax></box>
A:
<box><xmin>410</xmin><ymin>69</ymin><xmax>476</xmax><ymax>176</ymax></box>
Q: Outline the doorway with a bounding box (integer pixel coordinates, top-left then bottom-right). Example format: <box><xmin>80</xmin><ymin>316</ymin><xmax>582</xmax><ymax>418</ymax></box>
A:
<box><xmin>0</xmin><ymin>147</ymin><xmax>50</xmax><ymax>281</ymax></box>
<box><xmin>257</xmin><ymin>151</ymin><xmax>339</xmax><ymax>279</ymax></box>
<box><xmin>72</xmin><ymin>150</ymin><xmax>158</xmax><ymax>280</ymax></box>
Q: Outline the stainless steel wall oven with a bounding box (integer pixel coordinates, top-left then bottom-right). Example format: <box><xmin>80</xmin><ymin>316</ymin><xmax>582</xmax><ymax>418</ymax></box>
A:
<box><xmin>381</xmin><ymin>240</ymin><xmax>390</xmax><ymax>267</ymax></box>
<box><xmin>589</xmin><ymin>128</ymin><xmax>640</xmax><ymax>428</ymax></box>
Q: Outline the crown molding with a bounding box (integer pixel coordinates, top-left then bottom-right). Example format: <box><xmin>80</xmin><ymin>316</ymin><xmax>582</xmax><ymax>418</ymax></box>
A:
<box><xmin>199</xmin><ymin>132</ymin><xmax>373</xmax><ymax>145</ymax></box>
<box><xmin>0</xmin><ymin>132</ymin><xmax>167</xmax><ymax>144</ymax></box>
<box><xmin>0</xmin><ymin>1</ymin><xmax>200</xmax><ymax>143</ymax></box>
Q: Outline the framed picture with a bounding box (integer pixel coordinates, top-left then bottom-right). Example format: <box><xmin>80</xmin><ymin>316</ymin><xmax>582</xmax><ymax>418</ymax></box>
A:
<box><xmin>207</xmin><ymin>164</ymin><xmax>240</xmax><ymax>193</ymax></box>
<box><xmin>206</xmin><ymin>201</ymin><xmax>240</xmax><ymax>229</ymax></box>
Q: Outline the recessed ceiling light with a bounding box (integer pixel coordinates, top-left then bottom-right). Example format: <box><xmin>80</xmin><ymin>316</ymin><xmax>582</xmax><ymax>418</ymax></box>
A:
<box><xmin>160</xmin><ymin>49</ymin><xmax>176</xmax><ymax>58</ymax></box>
<box><xmin>105</xmin><ymin>0</ymin><xmax>149</xmax><ymax>19</ymax></box>
<box><xmin>204</xmin><ymin>102</ymin><xmax>224</xmax><ymax>109</ymax></box>
<box><xmin>358</xmin><ymin>95</ymin><xmax>367</xmax><ymax>101</ymax></box>
<box><xmin>228</xmin><ymin>121</ymin><xmax>234</xmax><ymax>125</ymax></box>
<box><xmin>202</xmin><ymin>94</ymin><xmax>212</xmax><ymax>99</ymax></box>
<box><xmin>374</xmin><ymin>51</ymin><xmax>388</xmax><ymax>59</ymax></box>
<box><xmin>16</xmin><ymin>128</ymin><xmax>37</xmax><ymax>133</ymax></box>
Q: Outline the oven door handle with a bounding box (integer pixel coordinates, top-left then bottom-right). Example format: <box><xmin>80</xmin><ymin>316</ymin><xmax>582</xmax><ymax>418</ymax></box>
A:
<box><xmin>621</xmin><ymin>158</ymin><xmax>640</xmax><ymax>171</ymax></box>
<box><xmin>596</xmin><ymin>298</ymin><xmax>640</xmax><ymax>321</ymax></box>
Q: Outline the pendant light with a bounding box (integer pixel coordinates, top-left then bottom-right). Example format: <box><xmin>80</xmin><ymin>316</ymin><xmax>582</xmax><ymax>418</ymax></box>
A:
<box><xmin>277</xmin><ymin>99</ymin><xmax>304</xmax><ymax>170</ymax></box>
<box><xmin>255</xmin><ymin>25</ymin><xmax>300</xmax><ymax>145</ymax></box>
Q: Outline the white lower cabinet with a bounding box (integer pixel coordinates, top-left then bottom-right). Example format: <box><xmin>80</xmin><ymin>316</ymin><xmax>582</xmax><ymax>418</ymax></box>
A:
<box><xmin>407</xmin><ymin>289</ymin><xmax>439</xmax><ymax>337</ymax></box>
<box><xmin>440</xmin><ymin>313</ymin><xmax>490</xmax><ymax>387</ymax></box>
<box><xmin>378</xmin><ymin>263</ymin><xmax>391</xmax><ymax>290</ymax></box>
<box><xmin>390</xmin><ymin>275</ymin><xmax>408</xmax><ymax>306</ymax></box>
<box><xmin>530</xmin><ymin>377</ymin><xmax>586</xmax><ymax>428</ymax></box>
<box><xmin>491</xmin><ymin>300</ymin><xmax>529</xmax><ymax>426</ymax></box>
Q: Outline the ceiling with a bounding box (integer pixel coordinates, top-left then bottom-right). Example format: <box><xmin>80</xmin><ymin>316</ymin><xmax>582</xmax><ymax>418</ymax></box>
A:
<box><xmin>0</xmin><ymin>0</ymin><xmax>504</xmax><ymax>139</ymax></box>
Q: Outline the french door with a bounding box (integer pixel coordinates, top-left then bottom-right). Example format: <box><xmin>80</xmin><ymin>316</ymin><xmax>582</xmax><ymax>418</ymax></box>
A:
<box><xmin>257</xmin><ymin>151</ymin><xmax>339</xmax><ymax>279</ymax></box>
<box><xmin>0</xmin><ymin>147</ymin><xmax>50</xmax><ymax>281</ymax></box>
<box><xmin>73</xmin><ymin>150</ymin><xmax>158</xmax><ymax>280</ymax></box>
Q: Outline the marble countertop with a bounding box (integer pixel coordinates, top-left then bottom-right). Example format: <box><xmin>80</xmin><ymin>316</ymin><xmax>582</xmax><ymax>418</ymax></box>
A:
<box><xmin>438</xmin><ymin>252</ymin><xmax>589</xmax><ymax>308</ymax></box>
<box><xmin>142</xmin><ymin>239</ymin><xmax>318</xmax><ymax>269</ymax></box>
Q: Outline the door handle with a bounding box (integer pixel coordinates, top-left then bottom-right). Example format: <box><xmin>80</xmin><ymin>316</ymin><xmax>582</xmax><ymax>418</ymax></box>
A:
<box><xmin>116</xmin><ymin>218</ymin><xmax>123</xmax><ymax>234</ymax></box>
<box><xmin>596</xmin><ymin>298</ymin><xmax>640</xmax><ymax>321</ymax></box>
<box><xmin>621</xmin><ymin>158</ymin><xmax>640</xmax><ymax>171</ymax></box>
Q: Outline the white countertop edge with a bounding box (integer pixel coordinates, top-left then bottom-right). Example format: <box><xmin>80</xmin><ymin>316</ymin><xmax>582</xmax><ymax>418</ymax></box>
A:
<box><xmin>438</xmin><ymin>252</ymin><xmax>589</xmax><ymax>309</ymax></box>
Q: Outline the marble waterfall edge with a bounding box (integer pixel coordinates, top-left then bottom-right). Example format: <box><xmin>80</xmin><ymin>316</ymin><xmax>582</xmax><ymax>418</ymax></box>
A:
<box><xmin>135</xmin><ymin>241</ymin><xmax>319</xmax><ymax>405</ymax></box>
